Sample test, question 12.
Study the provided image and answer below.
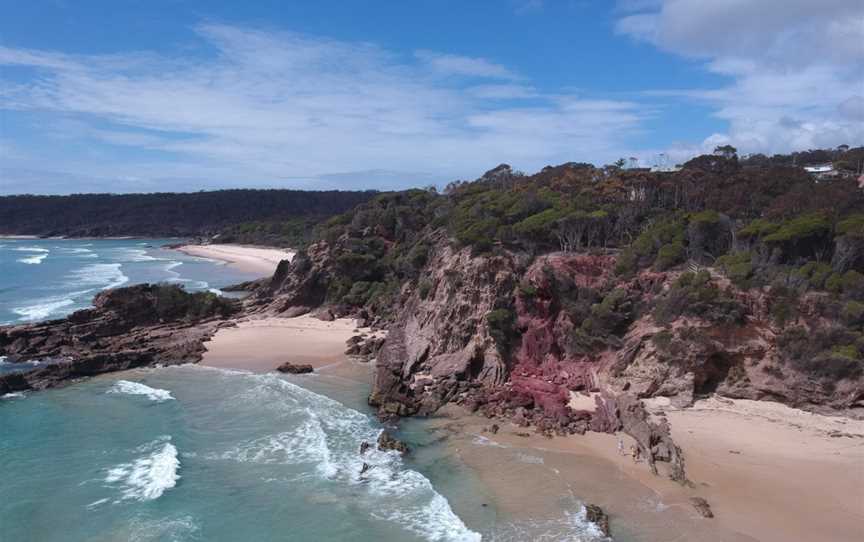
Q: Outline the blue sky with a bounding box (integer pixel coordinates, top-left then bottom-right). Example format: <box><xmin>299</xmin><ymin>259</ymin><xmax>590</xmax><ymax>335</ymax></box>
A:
<box><xmin>1</xmin><ymin>0</ymin><xmax>862</xmax><ymax>194</ymax></box>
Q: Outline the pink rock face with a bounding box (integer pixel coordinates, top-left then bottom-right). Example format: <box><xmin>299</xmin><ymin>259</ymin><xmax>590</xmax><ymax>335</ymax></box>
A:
<box><xmin>510</xmin><ymin>253</ymin><xmax>618</xmax><ymax>409</ymax></box>
<box><xmin>511</xmin><ymin>375</ymin><xmax>570</xmax><ymax>418</ymax></box>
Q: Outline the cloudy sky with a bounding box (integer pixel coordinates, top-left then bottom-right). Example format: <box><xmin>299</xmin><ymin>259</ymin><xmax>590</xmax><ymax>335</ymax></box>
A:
<box><xmin>1</xmin><ymin>0</ymin><xmax>862</xmax><ymax>194</ymax></box>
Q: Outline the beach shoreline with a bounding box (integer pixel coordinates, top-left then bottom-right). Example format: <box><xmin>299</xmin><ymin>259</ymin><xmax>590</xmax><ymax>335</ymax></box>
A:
<box><xmin>197</xmin><ymin>311</ymin><xmax>864</xmax><ymax>541</ymax></box>
<box><xmin>173</xmin><ymin>244</ymin><xmax>295</xmax><ymax>276</ymax></box>
<box><xmin>201</xmin><ymin>314</ymin><xmax>384</xmax><ymax>373</ymax></box>
<box><xmin>426</xmin><ymin>397</ymin><xmax>864</xmax><ymax>542</ymax></box>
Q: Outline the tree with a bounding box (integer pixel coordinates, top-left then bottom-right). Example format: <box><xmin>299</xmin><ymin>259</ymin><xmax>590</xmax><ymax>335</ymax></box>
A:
<box><xmin>713</xmin><ymin>145</ymin><xmax>738</xmax><ymax>159</ymax></box>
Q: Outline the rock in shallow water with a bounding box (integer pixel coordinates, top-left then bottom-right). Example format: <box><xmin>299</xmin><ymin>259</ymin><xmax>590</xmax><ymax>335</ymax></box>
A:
<box><xmin>276</xmin><ymin>362</ymin><xmax>314</xmax><ymax>374</ymax></box>
<box><xmin>376</xmin><ymin>430</ymin><xmax>409</xmax><ymax>454</ymax></box>
<box><xmin>690</xmin><ymin>497</ymin><xmax>714</xmax><ymax>518</ymax></box>
<box><xmin>584</xmin><ymin>503</ymin><xmax>610</xmax><ymax>536</ymax></box>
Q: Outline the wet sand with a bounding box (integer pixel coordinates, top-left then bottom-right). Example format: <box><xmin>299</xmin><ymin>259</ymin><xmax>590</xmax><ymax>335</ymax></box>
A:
<box><xmin>428</xmin><ymin>398</ymin><xmax>864</xmax><ymax>542</ymax></box>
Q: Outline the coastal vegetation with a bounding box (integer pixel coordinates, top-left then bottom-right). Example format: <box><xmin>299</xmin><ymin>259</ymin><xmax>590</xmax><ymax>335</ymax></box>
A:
<box><xmin>0</xmin><ymin>189</ymin><xmax>376</xmax><ymax>241</ymax></box>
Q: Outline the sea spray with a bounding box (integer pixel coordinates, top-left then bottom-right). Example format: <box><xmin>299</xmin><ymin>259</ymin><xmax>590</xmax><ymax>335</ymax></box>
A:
<box><xmin>108</xmin><ymin>380</ymin><xmax>175</xmax><ymax>403</ymax></box>
<box><xmin>208</xmin><ymin>370</ymin><xmax>481</xmax><ymax>542</ymax></box>
<box><xmin>17</xmin><ymin>253</ymin><xmax>48</xmax><ymax>265</ymax></box>
<box><xmin>105</xmin><ymin>437</ymin><xmax>180</xmax><ymax>501</ymax></box>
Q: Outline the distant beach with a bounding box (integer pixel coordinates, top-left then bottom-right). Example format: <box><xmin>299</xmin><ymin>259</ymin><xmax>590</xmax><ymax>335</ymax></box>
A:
<box><xmin>174</xmin><ymin>244</ymin><xmax>294</xmax><ymax>276</ymax></box>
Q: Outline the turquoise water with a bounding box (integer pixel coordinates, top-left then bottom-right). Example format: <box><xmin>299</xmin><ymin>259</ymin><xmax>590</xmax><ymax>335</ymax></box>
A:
<box><xmin>0</xmin><ymin>367</ymin><xmax>485</xmax><ymax>541</ymax></box>
<box><xmin>0</xmin><ymin>239</ymin><xmax>610</xmax><ymax>541</ymax></box>
<box><xmin>0</xmin><ymin>238</ymin><xmax>260</xmax><ymax>325</ymax></box>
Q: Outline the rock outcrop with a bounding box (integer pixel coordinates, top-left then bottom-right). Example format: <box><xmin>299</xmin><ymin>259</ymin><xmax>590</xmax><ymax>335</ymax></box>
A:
<box><xmin>376</xmin><ymin>430</ymin><xmax>410</xmax><ymax>454</ymax></box>
<box><xmin>0</xmin><ymin>284</ymin><xmax>238</xmax><ymax>394</ymax></box>
<box><xmin>584</xmin><ymin>503</ymin><xmax>611</xmax><ymax>537</ymax></box>
<box><xmin>276</xmin><ymin>362</ymin><xmax>314</xmax><ymax>374</ymax></box>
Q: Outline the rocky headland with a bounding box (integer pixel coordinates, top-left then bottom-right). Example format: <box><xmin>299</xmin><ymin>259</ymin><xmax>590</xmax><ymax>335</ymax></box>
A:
<box><xmin>3</xmin><ymin>153</ymin><xmax>864</xmax><ymax>493</ymax></box>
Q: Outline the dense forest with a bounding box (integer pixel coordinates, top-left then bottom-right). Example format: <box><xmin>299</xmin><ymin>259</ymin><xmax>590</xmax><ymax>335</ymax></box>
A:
<box><xmin>272</xmin><ymin>146</ymin><xmax>864</xmax><ymax>393</ymax></box>
<box><xmin>307</xmin><ymin>148</ymin><xmax>863</xmax><ymax>310</ymax></box>
<box><xmin>0</xmin><ymin>189</ymin><xmax>377</xmax><ymax>242</ymax></box>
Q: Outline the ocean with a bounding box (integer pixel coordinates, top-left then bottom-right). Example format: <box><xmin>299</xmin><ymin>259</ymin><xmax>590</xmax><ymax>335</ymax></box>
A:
<box><xmin>0</xmin><ymin>239</ymin><xmax>611</xmax><ymax>541</ymax></box>
<box><xmin>0</xmin><ymin>238</ymin><xmax>261</xmax><ymax>325</ymax></box>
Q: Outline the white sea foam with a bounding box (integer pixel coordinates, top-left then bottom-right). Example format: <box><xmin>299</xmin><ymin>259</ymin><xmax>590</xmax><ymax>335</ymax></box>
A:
<box><xmin>85</xmin><ymin>498</ymin><xmax>109</xmax><ymax>509</ymax></box>
<box><xmin>127</xmin><ymin>515</ymin><xmax>200</xmax><ymax>542</ymax></box>
<box><xmin>210</xmin><ymin>372</ymin><xmax>481</xmax><ymax>542</ymax></box>
<box><xmin>516</xmin><ymin>452</ymin><xmax>545</xmax><ymax>464</ymax></box>
<box><xmin>167</xmin><ymin>277</ymin><xmax>210</xmax><ymax>291</ymax></box>
<box><xmin>2</xmin><ymin>392</ymin><xmax>26</xmax><ymax>400</ymax></box>
<box><xmin>105</xmin><ymin>438</ymin><xmax>180</xmax><ymax>501</ymax></box>
<box><xmin>123</xmin><ymin>248</ymin><xmax>159</xmax><ymax>262</ymax></box>
<box><xmin>472</xmin><ymin>434</ymin><xmax>510</xmax><ymax>448</ymax></box>
<box><xmin>108</xmin><ymin>380</ymin><xmax>175</xmax><ymax>402</ymax></box>
<box><xmin>67</xmin><ymin>263</ymin><xmax>129</xmax><ymax>290</ymax></box>
<box><xmin>492</xmin><ymin>505</ymin><xmax>610</xmax><ymax>541</ymax></box>
<box><xmin>14</xmin><ymin>246</ymin><xmax>50</xmax><ymax>253</ymax></box>
<box><xmin>17</xmin><ymin>253</ymin><xmax>48</xmax><ymax>265</ymax></box>
<box><xmin>12</xmin><ymin>297</ymin><xmax>75</xmax><ymax>321</ymax></box>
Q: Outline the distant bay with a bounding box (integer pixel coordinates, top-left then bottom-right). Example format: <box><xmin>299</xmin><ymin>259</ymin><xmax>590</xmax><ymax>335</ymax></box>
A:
<box><xmin>0</xmin><ymin>238</ymin><xmax>261</xmax><ymax>325</ymax></box>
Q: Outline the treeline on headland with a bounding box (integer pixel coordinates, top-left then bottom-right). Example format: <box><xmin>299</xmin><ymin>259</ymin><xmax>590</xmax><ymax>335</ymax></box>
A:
<box><xmin>0</xmin><ymin>189</ymin><xmax>377</xmax><ymax>244</ymax></box>
<box><xmin>266</xmin><ymin>145</ymin><xmax>864</xmax><ymax>410</ymax></box>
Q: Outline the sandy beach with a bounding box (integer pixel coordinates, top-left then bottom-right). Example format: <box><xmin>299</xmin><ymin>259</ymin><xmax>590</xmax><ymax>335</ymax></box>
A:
<box><xmin>201</xmin><ymin>314</ymin><xmax>384</xmax><ymax>373</ymax></box>
<box><xmin>175</xmin><ymin>244</ymin><xmax>294</xmax><ymax>276</ymax></box>
<box><xmin>430</xmin><ymin>397</ymin><xmax>864</xmax><ymax>542</ymax></box>
<box><xmin>198</xmin><ymin>308</ymin><xmax>864</xmax><ymax>541</ymax></box>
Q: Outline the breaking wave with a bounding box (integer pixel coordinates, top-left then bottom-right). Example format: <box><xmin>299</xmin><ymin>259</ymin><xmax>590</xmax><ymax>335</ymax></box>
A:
<box><xmin>108</xmin><ymin>380</ymin><xmax>175</xmax><ymax>403</ymax></box>
<box><xmin>67</xmin><ymin>263</ymin><xmax>129</xmax><ymax>291</ymax></box>
<box><xmin>493</xmin><ymin>506</ymin><xmax>611</xmax><ymax>541</ymax></box>
<box><xmin>104</xmin><ymin>437</ymin><xmax>180</xmax><ymax>501</ymax></box>
<box><xmin>208</xmin><ymin>370</ymin><xmax>481</xmax><ymax>542</ymax></box>
<box><xmin>12</xmin><ymin>297</ymin><xmax>75</xmax><ymax>321</ymax></box>
<box><xmin>17</xmin><ymin>253</ymin><xmax>48</xmax><ymax>265</ymax></box>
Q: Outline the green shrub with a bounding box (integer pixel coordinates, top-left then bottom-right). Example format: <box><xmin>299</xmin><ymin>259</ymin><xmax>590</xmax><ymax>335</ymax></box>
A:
<box><xmin>795</xmin><ymin>261</ymin><xmax>833</xmax><ymax>290</ymax></box>
<box><xmin>738</xmin><ymin>218</ymin><xmax>779</xmax><ymax>239</ymax></box>
<box><xmin>768</xmin><ymin>284</ymin><xmax>799</xmax><ymax>327</ymax></box>
<box><xmin>841</xmin><ymin>301</ymin><xmax>864</xmax><ymax>327</ymax></box>
<box><xmin>826</xmin><ymin>272</ymin><xmax>844</xmax><ymax>293</ymax></box>
<box><xmin>418</xmin><ymin>279</ymin><xmax>433</xmax><ymax>300</ymax></box>
<box><xmin>655</xmin><ymin>241</ymin><xmax>686</xmax><ymax>270</ymax></box>
<box><xmin>762</xmin><ymin>213</ymin><xmax>830</xmax><ymax>244</ymax></box>
<box><xmin>654</xmin><ymin>270</ymin><xmax>745</xmax><ymax>325</ymax></box>
<box><xmin>840</xmin><ymin>270</ymin><xmax>864</xmax><ymax>300</ymax></box>
<box><xmin>614</xmin><ymin>248</ymin><xmax>638</xmax><ymax>276</ymax></box>
<box><xmin>717</xmin><ymin>251</ymin><xmax>753</xmax><ymax>287</ymax></box>
<box><xmin>487</xmin><ymin>308</ymin><xmax>517</xmax><ymax>355</ymax></box>
<box><xmin>837</xmin><ymin>214</ymin><xmax>864</xmax><ymax>238</ymax></box>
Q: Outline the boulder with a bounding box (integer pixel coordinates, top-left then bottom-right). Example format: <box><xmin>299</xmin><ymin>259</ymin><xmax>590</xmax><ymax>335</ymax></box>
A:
<box><xmin>311</xmin><ymin>307</ymin><xmax>335</xmax><ymax>322</ymax></box>
<box><xmin>690</xmin><ymin>497</ymin><xmax>714</xmax><ymax>518</ymax></box>
<box><xmin>276</xmin><ymin>362</ymin><xmax>314</xmax><ymax>374</ymax></box>
<box><xmin>584</xmin><ymin>503</ymin><xmax>610</xmax><ymax>536</ymax></box>
<box><xmin>377</xmin><ymin>430</ymin><xmax>409</xmax><ymax>454</ymax></box>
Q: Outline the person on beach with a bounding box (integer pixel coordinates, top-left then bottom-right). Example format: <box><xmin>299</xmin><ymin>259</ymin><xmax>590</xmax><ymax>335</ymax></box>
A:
<box><xmin>617</xmin><ymin>438</ymin><xmax>625</xmax><ymax>456</ymax></box>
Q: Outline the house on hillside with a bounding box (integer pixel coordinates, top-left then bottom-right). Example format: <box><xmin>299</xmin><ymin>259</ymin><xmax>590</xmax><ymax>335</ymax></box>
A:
<box><xmin>803</xmin><ymin>163</ymin><xmax>838</xmax><ymax>181</ymax></box>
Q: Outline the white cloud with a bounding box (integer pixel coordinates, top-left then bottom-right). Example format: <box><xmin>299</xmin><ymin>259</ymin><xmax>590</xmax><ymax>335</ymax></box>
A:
<box><xmin>414</xmin><ymin>50</ymin><xmax>517</xmax><ymax>80</ymax></box>
<box><xmin>0</xmin><ymin>23</ymin><xmax>648</xmax><ymax>193</ymax></box>
<box><xmin>617</xmin><ymin>0</ymin><xmax>864</xmax><ymax>155</ymax></box>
